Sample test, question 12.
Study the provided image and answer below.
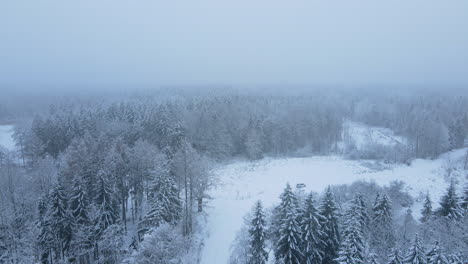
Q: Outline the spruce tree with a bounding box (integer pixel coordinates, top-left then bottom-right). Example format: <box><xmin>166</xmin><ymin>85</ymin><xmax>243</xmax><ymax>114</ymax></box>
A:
<box><xmin>138</xmin><ymin>201</ymin><xmax>164</xmax><ymax>237</ymax></box>
<box><xmin>387</xmin><ymin>248</ymin><xmax>403</xmax><ymax>264</ymax></box>
<box><xmin>425</xmin><ymin>241</ymin><xmax>440</xmax><ymax>262</ymax></box>
<box><xmin>70</xmin><ymin>177</ymin><xmax>89</xmax><ymax>225</ymax></box>
<box><xmin>426</xmin><ymin>241</ymin><xmax>448</xmax><ymax>264</ymax></box>
<box><xmin>461</xmin><ymin>183</ymin><xmax>468</xmax><ymax>212</ymax></box>
<box><xmin>371</xmin><ymin>194</ymin><xmax>395</xmax><ymax>258</ymax></box>
<box><xmin>248</xmin><ymin>200</ymin><xmax>268</xmax><ymax>264</ymax></box>
<box><xmin>49</xmin><ymin>182</ymin><xmax>73</xmax><ymax>259</ymax></box>
<box><xmin>437</xmin><ymin>181</ymin><xmax>463</xmax><ymax>219</ymax></box>
<box><xmin>275</xmin><ymin>183</ymin><xmax>303</xmax><ymax>264</ymax></box>
<box><xmin>420</xmin><ymin>194</ymin><xmax>433</xmax><ymax>223</ymax></box>
<box><xmin>319</xmin><ymin>187</ymin><xmax>340</xmax><ymax>264</ymax></box>
<box><xmin>300</xmin><ymin>193</ymin><xmax>325</xmax><ymax>264</ymax></box>
<box><xmin>353</xmin><ymin>194</ymin><xmax>369</xmax><ymax>230</ymax></box>
<box><xmin>94</xmin><ymin>174</ymin><xmax>118</xmax><ymax>231</ymax></box>
<box><xmin>149</xmin><ymin>172</ymin><xmax>182</xmax><ymax>224</ymax></box>
<box><xmin>37</xmin><ymin>194</ymin><xmax>54</xmax><ymax>264</ymax></box>
<box><xmin>336</xmin><ymin>239</ymin><xmax>360</xmax><ymax>264</ymax></box>
<box><xmin>403</xmin><ymin>234</ymin><xmax>426</xmax><ymax>264</ymax></box>
<box><xmin>340</xmin><ymin>209</ymin><xmax>365</xmax><ymax>264</ymax></box>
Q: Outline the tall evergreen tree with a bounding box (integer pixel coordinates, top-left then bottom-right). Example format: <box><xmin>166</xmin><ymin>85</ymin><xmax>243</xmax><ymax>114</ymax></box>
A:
<box><xmin>426</xmin><ymin>241</ymin><xmax>448</xmax><ymax>264</ymax></box>
<box><xmin>319</xmin><ymin>187</ymin><xmax>340</xmax><ymax>264</ymax></box>
<box><xmin>138</xmin><ymin>201</ymin><xmax>164</xmax><ymax>237</ymax></box>
<box><xmin>49</xmin><ymin>182</ymin><xmax>73</xmax><ymax>260</ymax></box>
<box><xmin>336</xmin><ymin>239</ymin><xmax>360</xmax><ymax>264</ymax></box>
<box><xmin>275</xmin><ymin>183</ymin><xmax>303</xmax><ymax>264</ymax></box>
<box><xmin>461</xmin><ymin>183</ymin><xmax>468</xmax><ymax>212</ymax></box>
<box><xmin>69</xmin><ymin>177</ymin><xmax>89</xmax><ymax>225</ymax></box>
<box><xmin>94</xmin><ymin>174</ymin><xmax>118</xmax><ymax>231</ymax></box>
<box><xmin>248</xmin><ymin>201</ymin><xmax>268</xmax><ymax>264</ymax></box>
<box><xmin>148</xmin><ymin>171</ymin><xmax>182</xmax><ymax>224</ymax></box>
<box><xmin>437</xmin><ymin>181</ymin><xmax>463</xmax><ymax>219</ymax></box>
<box><xmin>352</xmin><ymin>194</ymin><xmax>369</xmax><ymax>231</ymax></box>
<box><xmin>387</xmin><ymin>248</ymin><xmax>403</xmax><ymax>264</ymax></box>
<box><xmin>420</xmin><ymin>194</ymin><xmax>433</xmax><ymax>223</ymax></box>
<box><xmin>403</xmin><ymin>234</ymin><xmax>426</xmax><ymax>264</ymax></box>
<box><xmin>37</xmin><ymin>194</ymin><xmax>54</xmax><ymax>264</ymax></box>
<box><xmin>371</xmin><ymin>194</ymin><xmax>395</xmax><ymax>258</ymax></box>
<box><xmin>340</xmin><ymin>206</ymin><xmax>365</xmax><ymax>264</ymax></box>
<box><xmin>300</xmin><ymin>193</ymin><xmax>325</xmax><ymax>264</ymax></box>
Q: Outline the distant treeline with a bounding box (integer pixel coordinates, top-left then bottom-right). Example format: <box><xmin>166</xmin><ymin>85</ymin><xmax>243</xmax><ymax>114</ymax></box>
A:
<box><xmin>10</xmin><ymin>89</ymin><xmax>468</xmax><ymax>163</ymax></box>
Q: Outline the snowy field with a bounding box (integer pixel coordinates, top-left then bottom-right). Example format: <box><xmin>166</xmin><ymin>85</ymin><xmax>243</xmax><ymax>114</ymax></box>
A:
<box><xmin>0</xmin><ymin>125</ymin><xmax>15</xmax><ymax>151</ymax></box>
<box><xmin>343</xmin><ymin>121</ymin><xmax>407</xmax><ymax>149</ymax></box>
<box><xmin>200</xmin><ymin>149</ymin><xmax>467</xmax><ymax>264</ymax></box>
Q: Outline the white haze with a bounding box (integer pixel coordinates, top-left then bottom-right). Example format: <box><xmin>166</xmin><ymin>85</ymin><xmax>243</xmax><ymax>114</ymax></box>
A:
<box><xmin>1</xmin><ymin>0</ymin><xmax>468</xmax><ymax>89</ymax></box>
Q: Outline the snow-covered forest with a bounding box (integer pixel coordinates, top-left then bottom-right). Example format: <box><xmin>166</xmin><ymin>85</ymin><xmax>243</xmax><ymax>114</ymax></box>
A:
<box><xmin>0</xmin><ymin>88</ymin><xmax>467</xmax><ymax>263</ymax></box>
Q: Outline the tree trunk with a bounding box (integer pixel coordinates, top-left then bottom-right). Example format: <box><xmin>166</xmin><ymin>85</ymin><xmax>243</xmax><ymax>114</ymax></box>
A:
<box><xmin>198</xmin><ymin>197</ymin><xmax>203</xmax><ymax>212</ymax></box>
<box><xmin>122</xmin><ymin>195</ymin><xmax>127</xmax><ymax>232</ymax></box>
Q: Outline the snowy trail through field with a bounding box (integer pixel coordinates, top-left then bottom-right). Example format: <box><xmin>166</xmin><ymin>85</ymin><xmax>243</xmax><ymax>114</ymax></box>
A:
<box><xmin>200</xmin><ymin>150</ymin><xmax>467</xmax><ymax>264</ymax></box>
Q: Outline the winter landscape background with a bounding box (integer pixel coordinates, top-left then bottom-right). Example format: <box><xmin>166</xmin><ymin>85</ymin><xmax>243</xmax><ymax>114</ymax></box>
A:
<box><xmin>0</xmin><ymin>89</ymin><xmax>467</xmax><ymax>264</ymax></box>
<box><xmin>1</xmin><ymin>0</ymin><xmax>468</xmax><ymax>263</ymax></box>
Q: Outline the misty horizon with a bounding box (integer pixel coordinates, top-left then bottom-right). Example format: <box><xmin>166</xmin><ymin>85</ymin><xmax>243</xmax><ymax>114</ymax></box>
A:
<box><xmin>2</xmin><ymin>0</ymin><xmax>468</xmax><ymax>89</ymax></box>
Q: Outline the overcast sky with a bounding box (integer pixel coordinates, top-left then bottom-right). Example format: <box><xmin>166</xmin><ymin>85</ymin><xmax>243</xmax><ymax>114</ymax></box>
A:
<box><xmin>1</xmin><ymin>0</ymin><xmax>468</xmax><ymax>90</ymax></box>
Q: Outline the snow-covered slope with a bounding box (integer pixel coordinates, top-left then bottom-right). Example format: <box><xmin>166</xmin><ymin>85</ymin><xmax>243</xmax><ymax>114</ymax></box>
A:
<box><xmin>0</xmin><ymin>125</ymin><xmax>15</xmax><ymax>151</ymax></box>
<box><xmin>200</xmin><ymin>148</ymin><xmax>467</xmax><ymax>264</ymax></box>
<box><xmin>342</xmin><ymin>121</ymin><xmax>407</xmax><ymax>150</ymax></box>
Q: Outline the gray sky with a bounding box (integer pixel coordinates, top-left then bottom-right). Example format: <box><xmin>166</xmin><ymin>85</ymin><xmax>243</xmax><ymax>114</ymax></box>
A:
<box><xmin>1</xmin><ymin>0</ymin><xmax>468</xmax><ymax>89</ymax></box>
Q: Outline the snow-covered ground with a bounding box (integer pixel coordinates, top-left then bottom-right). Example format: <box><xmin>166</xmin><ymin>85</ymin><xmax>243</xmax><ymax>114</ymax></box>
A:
<box><xmin>342</xmin><ymin>121</ymin><xmax>406</xmax><ymax>150</ymax></box>
<box><xmin>200</xmin><ymin>148</ymin><xmax>467</xmax><ymax>264</ymax></box>
<box><xmin>0</xmin><ymin>125</ymin><xmax>15</xmax><ymax>151</ymax></box>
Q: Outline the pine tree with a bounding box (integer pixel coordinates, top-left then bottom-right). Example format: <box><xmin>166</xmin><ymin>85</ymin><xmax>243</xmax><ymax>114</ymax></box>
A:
<box><xmin>426</xmin><ymin>241</ymin><xmax>448</xmax><ymax>264</ymax></box>
<box><xmin>425</xmin><ymin>241</ymin><xmax>440</xmax><ymax>262</ymax></box>
<box><xmin>437</xmin><ymin>181</ymin><xmax>463</xmax><ymax>219</ymax></box>
<box><xmin>138</xmin><ymin>201</ymin><xmax>164</xmax><ymax>236</ymax></box>
<box><xmin>70</xmin><ymin>177</ymin><xmax>89</xmax><ymax>225</ymax></box>
<box><xmin>149</xmin><ymin>171</ymin><xmax>182</xmax><ymax>224</ymax></box>
<box><xmin>339</xmin><ymin>208</ymin><xmax>365</xmax><ymax>264</ymax></box>
<box><xmin>346</xmin><ymin>194</ymin><xmax>369</xmax><ymax>247</ymax></box>
<box><xmin>461</xmin><ymin>183</ymin><xmax>468</xmax><ymax>212</ymax></box>
<box><xmin>387</xmin><ymin>248</ymin><xmax>403</xmax><ymax>264</ymax></box>
<box><xmin>371</xmin><ymin>194</ymin><xmax>395</xmax><ymax>258</ymax></box>
<box><xmin>420</xmin><ymin>194</ymin><xmax>433</xmax><ymax>223</ymax></box>
<box><xmin>248</xmin><ymin>201</ymin><xmax>268</xmax><ymax>264</ymax></box>
<box><xmin>37</xmin><ymin>194</ymin><xmax>54</xmax><ymax>264</ymax></box>
<box><xmin>335</xmin><ymin>239</ymin><xmax>360</xmax><ymax>264</ymax></box>
<box><xmin>352</xmin><ymin>194</ymin><xmax>369</xmax><ymax>231</ymax></box>
<box><xmin>319</xmin><ymin>187</ymin><xmax>340</xmax><ymax>264</ymax></box>
<box><xmin>300</xmin><ymin>193</ymin><xmax>325</xmax><ymax>264</ymax></box>
<box><xmin>403</xmin><ymin>234</ymin><xmax>426</xmax><ymax>264</ymax></box>
<box><xmin>275</xmin><ymin>183</ymin><xmax>303</xmax><ymax>264</ymax></box>
<box><xmin>49</xmin><ymin>182</ymin><xmax>73</xmax><ymax>260</ymax></box>
<box><xmin>94</xmin><ymin>174</ymin><xmax>118</xmax><ymax>231</ymax></box>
